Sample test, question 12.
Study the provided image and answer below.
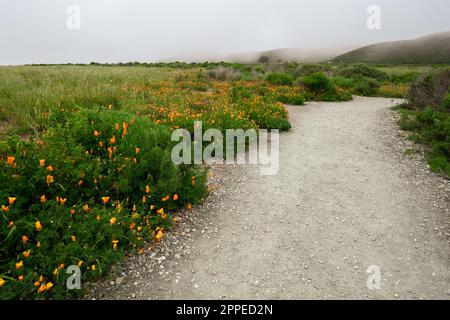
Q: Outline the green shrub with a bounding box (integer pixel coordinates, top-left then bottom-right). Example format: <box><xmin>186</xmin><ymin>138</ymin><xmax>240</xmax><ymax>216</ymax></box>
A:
<box><xmin>331</xmin><ymin>76</ymin><xmax>355</xmax><ymax>90</ymax></box>
<box><xmin>353</xmin><ymin>76</ymin><xmax>381</xmax><ymax>96</ymax></box>
<box><xmin>302</xmin><ymin>72</ymin><xmax>335</xmax><ymax>95</ymax></box>
<box><xmin>390</xmin><ymin>72</ymin><xmax>420</xmax><ymax>84</ymax></box>
<box><xmin>276</xmin><ymin>93</ymin><xmax>305</xmax><ymax>105</ymax></box>
<box><xmin>0</xmin><ymin>109</ymin><xmax>207</xmax><ymax>299</ymax></box>
<box><xmin>444</xmin><ymin>91</ymin><xmax>450</xmax><ymax>110</ymax></box>
<box><xmin>406</xmin><ymin>69</ymin><xmax>450</xmax><ymax>112</ymax></box>
<box><xmin>337</xmin><ymin>64</ymin><xmax>389</xmax><ymax>82</ymax></box>
<box><xmin>266</xmin><ymin>73</ymin><xmax>294</xmax><ymax>86</ymax></box>
<box><xmin>398</xmin><ymin>108</ymin><xmax>450</xmax><ymax>176</ymax></box>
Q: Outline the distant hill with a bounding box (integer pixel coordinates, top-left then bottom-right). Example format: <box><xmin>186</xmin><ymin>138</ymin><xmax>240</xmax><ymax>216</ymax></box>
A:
<box><xmin>227</xmin><ymin>46</ymin><xmax>360</xmax><ymax>63</ymax></box>
<box><xmin>160</xmin><ymin>46</ymin><xmax>360</xmax><ymax>64</ymax></box>
<box><xmin>333</xmin><ymin>31</ymin><xmax>450</xmax><ymax>64</ymax></box>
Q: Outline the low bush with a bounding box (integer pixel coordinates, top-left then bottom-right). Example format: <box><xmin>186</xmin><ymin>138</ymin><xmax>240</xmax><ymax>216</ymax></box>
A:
<box><xmin>337</xmin><ymin>64</ymin><xmax>389</xmax><ymax>82</ymax></box>
<box><xmin>266</xmin><ymin>73</ymin><xmax>294</xmax><ymax>86</ymax></box>
<box><xmin>353</xmin><ymin>76</ymin><xmax>381</xmax><ymax>96</ymax></box>
<box><xmin>398</xmin><ymin>108</ymin><xmax>450</xmax><ymax>176</ymax></box>
<box><xmin>406</xmin><ymin>69</ymin><xmax>450</xmax><ymax>112</ymax></box>
<box><xmin>276</xmin><ymin>93</ymin><xmax>305</xmax><ymax>105</ymax></box>
<box><xmin>302</xmin><ymin>72</ymin><xmax>335</xmax><ymax>95</ymax></box>
<box><xmin>302</xmin><ymin>73</ymin><xmax>352</xmax><ymax>102</ymax></box>
<box><xmin>0</xmin><ymin>109</ymin><xmax>207</xmax><ymax>299</ymax></box>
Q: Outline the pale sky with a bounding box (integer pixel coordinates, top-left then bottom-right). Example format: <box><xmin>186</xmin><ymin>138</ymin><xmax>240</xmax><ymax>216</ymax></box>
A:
<box><xmin>0</xmin><ymin>0</ymin><xmax>449</xmax><ymax>65</ymax></box>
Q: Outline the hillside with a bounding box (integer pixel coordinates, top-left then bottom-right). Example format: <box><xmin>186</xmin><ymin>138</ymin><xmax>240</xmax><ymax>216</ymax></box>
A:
<box><xmin>334</xmin><ymin>31</ymin><xmax>450</xmax><ymax>64</ymax></box>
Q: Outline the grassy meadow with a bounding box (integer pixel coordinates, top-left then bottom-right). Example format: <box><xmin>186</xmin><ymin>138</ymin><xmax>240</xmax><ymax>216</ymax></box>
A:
<box><xmin>0</xmin><ymin>62</ymin><xmax>447</xmax><ymax>299</ymax></box>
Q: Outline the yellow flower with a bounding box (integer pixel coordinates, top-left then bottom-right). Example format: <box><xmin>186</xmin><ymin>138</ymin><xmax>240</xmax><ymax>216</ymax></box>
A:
<box><xmin>99</xmin><ymin>141</ymin><xmax>104</xmax><ymax>147</ymax></box>
<box><xmin>15</xmin><ymin>261</ymin><xmax>24</xmax><ymax>269</ymax></box>
<box><xmin>109</xmin><ymin>135</ymin><xmax>116</xmax><ymax>144</ymax></box>
<box><xmin>109</xmin><ymin>217</ymin><xmax>117</xmax><ymax>225</ymax></box>
<box><xmin>36</xmin><ymin>241</ymin><xmax>41</xmax><ymax>248</ymax></box>
<box><xmin>91</xmin><ymin>264</ymin><xmax>96</xmax><ymax>271</ymax></box>
<box><xmin>77</xmin><ymin>261</ymin><xmax>83</xmax><ymax>267</ymax></box>
<box><xmin>157</xmin><ymin>208</ymin><xmax>164</xmax><ymax>215</ymax></box>
<box><xmin>83</xmin><ymin>204</ymin><xmax>89</xmax><ymax>212</ymax></box>
<box><xmin>38</xmin><ymin>283</ymin><xmax>46</xmax><ymax>294</ymax></box>
<box><xmin>23</xmin><ymin>250</ymin><xmax>31</xmax><ymax>258</ymax></box>
<box><xmin>7</xmin><ymin>156</ymin><xmax>15</xmax><ymax>165</ymax></box>
<box><xmin>40</xmin><ymin>195</ymin><xmax>46</xmax><ymax>203</ymax></box>
<box><xmin>1</xmin><ymin>205</ymin><xmax>9</xmax><ymax>213</ymax></box>
<box><xmin>142</xmin><ymin>196</ymin><xmax>146</xmax><ymax>204</ymax></box>
<box><xmin>59</xmin><ymin>198</ymin><xmax>67</xmax><ymax>205</ymax></box>
<box><xmin>35</xmin><ymin>220</ymin><xmax>43</xmax><ymax>232</ymax></box>
<box><xmin>112</xmin><ymin>239</ymin><xmax>119</xmax><ymax>251</ymax></box>
<box><xmin>96</xmin><ymin>215</ymin><xmax>101</xmax><ymax>221</ymax></box>
<box><xmin>22</xmin><ymin>235</ymin><xmax>29</xmax><ymax>244</ymax></box>
<box><xmin>161</xmin><ymin>195</ymin><xmax>169</xmax><ymax>202</ymax></box>
<box><xmin>145</xmin><ymin>185</ymin><xmax>150</xmax><ymax>193</ymax></box>
<box><xmin>18</xmin><ymin>275</ymin><xmax>24</xmax><ymax>281</ymax></box>
<box><xmin>0</xmin><ymin>278</ymin><xmax>5</xmax><ymax>287</ymax></box>
<box><xmin>46</xmin><ymin>165</ymin><xmax>53</xmax><ymax>172</ymax></box>
<box><xmin>173</xmin><ymin>194</ymin><xmax>179</xmax><ymax>201</ymax></box>
<box><xmin>155</xmin><ymin>228</ymin><xmax>164</xmax><ymax>241</ymax></box>
<box><xmin>53</xmin><ymin>268</ymin><xmax>59</xmax><ymax>275</ymax></box>
<box><xmin>71</xmin><ymin>235</ymin><xmax>76</xmax><ymax>242</ymax></box>
<box><xmin>150</xmin><ymin>205</ymin><xmax>155</xmax><ymax>210</ymax></box>
<box><xmin>94</xmin><ymin>130</ymin><xmax>100</xmax><ymax>137</ymax></box>
<box><xmin>45</xmin><ymin>282</ymin><xmax>53</xmax><ymax>290</ymax></box>
<box><xmin>129</xmin><ymin>222</ymin><xmax>136</xmax><ymax>229</ymax></box>
<box><xmin>46</xmin><ymin>175</ymin><xmax>54</xmax><ymax>185</ymax></box>
<box><xmin>8</xmin><ymin>197</ymin><xmax>16</xmax><ymax>205</ymax></box>
<box><xmin>7</xmin><ymin>221</ymin><xmax>14</xmax><ymax>228</ymax></box>
<box><xmin>39</xmin><ymin>159</ymin><xmax>45</xmax><ymax>167</ymax></box>
<box><xmin>135</xmin><ymin>147</ymin><xmax>140</xmax><ymax>154</ymax></box>
<box><xmin>101</xmin><ymin>196</ymin><xmax>110</xmax><ymax>204</ymax></box>
<box><xmin>187</xmin><ymin>202</ymin><xmax>192</xmax><ymax>210</ymax></box>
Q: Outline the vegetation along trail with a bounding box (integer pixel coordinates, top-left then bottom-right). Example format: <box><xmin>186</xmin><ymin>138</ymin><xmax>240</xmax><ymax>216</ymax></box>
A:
<box><xmin>91</xmin><ymin>96</ymin><xmax>450</xmax><ymax>300</ymax></box>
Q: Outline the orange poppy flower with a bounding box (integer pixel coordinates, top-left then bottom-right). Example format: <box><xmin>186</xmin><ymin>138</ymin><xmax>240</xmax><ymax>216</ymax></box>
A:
<box><xmin>101</xmin><ymin>197</ymin><xmax>110</xmax><ymax>204</ymax></box>
<box><xmin>35</xmin><ymin>220</ymin><xmax>43</xmax><ymax>232</ymax></box>
<box><xmin>46</xmin><ymin>175</ymin><xmax>54</xmax><ymax>185</ymax></box>
<box><xmin>7</xmin><ymin>156</ymin><xmax>15</xmax><ymax>165</ymax></box>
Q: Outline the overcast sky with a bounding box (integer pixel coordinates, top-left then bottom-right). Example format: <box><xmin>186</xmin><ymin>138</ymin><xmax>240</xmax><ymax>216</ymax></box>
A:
<box><xmin>0</xmin><ymin>0</ymin><xmax>449</xmax><ymax>65</ymax></box>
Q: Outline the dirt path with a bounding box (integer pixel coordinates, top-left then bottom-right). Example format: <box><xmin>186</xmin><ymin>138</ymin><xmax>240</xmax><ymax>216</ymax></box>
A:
<box><xmin>89</xmin><ymin>96</ymin><xmax>450</xmax><ymax>300</ymax></box>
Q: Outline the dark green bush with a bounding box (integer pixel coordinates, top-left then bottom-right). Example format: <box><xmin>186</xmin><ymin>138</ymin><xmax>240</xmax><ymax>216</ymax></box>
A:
<box><xmin>302</xmin><ymin>72</ymin><xmax>335</xmax><ymax>95</ymax></box>
<box><xmin>276</xmin><ymin>94</ymin><xmax>305</xmax><ymax>105</ymax></box>
<box><xmin>353</xmin><ymin>76</ymin><xmax>381</xmax><ymax>96</ymax></box>
<box><xmin>398</xmin><ymin>108</ymin><xmax>450</xmax><ymax>176</ymax></box>
<box><xmin>337</xmin><ymin>64</ymin><xmax>389</xmax><ymax>82</ymax></box>
<box><xmin>266</xmin><ymin>73</ymin><xmax>294</xmax><ymax>86</ymax></box>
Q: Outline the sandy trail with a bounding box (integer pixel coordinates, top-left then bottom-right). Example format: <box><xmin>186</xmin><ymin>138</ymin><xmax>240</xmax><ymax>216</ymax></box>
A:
<box><xmin>91</xmin><ymin>96</ymin><xmax>450</xmax><ymax>300</ymax></box>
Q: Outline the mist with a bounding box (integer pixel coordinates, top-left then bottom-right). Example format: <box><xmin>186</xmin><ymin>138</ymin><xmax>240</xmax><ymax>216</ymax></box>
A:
<box><xmin>0</xmin><ymin>0</ymin><xmax>449</xmax><ymax>65</ymax></box>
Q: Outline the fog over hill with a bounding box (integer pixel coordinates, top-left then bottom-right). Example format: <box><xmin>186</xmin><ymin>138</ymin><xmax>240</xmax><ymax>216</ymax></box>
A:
<box><xmin>333</xmin><ymin>31</ymin><xmax>450</xmax><ymax>64</ymax></box>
